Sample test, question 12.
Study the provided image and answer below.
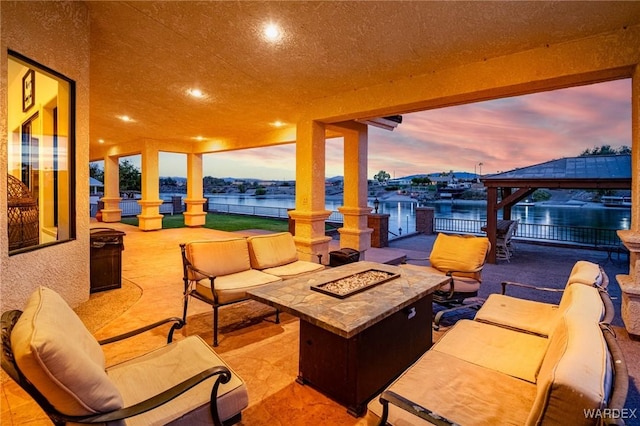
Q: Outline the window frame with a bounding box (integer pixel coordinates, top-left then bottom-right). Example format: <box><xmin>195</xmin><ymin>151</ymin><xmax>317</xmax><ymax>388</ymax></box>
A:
<box><xmin>7</xmin><ymin>50</ymin><xmax>77</xmax><ymax>255</ymax></box>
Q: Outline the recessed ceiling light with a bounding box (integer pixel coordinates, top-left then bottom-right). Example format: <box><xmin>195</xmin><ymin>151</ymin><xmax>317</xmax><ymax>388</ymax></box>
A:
<box><xmin>98</xmin><ymin>139</ymin><xmax>105</xmax><ymax>144</ymax></box>
<box><xmin>192</xmin><ymin>136</ymin><xmax>205</xmax><ymax>141</ymax></box>
<box><xmin>119</xmin><ymin>115</ymin><xmax>134</xmax><ymax>122</ymax></box>
<box><xmin>272</xmin><ymin>121</ymin><xmax>285</xmax><ymax>127</ymax></box>
<box><xmin>187</xmin><ymin>88</ymin><xmax>204</xmax><ymax>98</ymax></box>
<box><xmin>263</xmin><ymin>22</ymin><xmax>282</xmax><ymax>42</ymax></box>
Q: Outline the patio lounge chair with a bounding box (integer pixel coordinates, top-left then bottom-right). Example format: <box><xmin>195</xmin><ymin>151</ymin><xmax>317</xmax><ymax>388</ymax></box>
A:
<box><xmin>401</xmin><ymin>233</ymin><xmax>491</xmax><ymax>330</ymax></box>
<box><xmin>496</xmin><ymin>219</ymin><xmax>518</xmax><ymax>261</ymax></box>
<box><xmin>1</xmin><ymin>286</ymin><xmax>247</xmax><ymax>425</ymax></box>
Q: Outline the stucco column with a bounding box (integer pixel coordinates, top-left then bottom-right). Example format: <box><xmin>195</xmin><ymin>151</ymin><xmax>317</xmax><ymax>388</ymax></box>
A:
<box><xmin>184</xmin><ymin>153</ymin><xmax>207</xmax><ymax>227</ymax></box>
<box><xmin>137</xmin><ymin>145</ymin><xmax>163</xmax><ymax>231</ymax></box>
<box><xmin>333</xmin><ymin>122</ymin><xmax>372</xmax><ymax>255</ymax></box>
<box><xmin>617</xmin><ymin>65</ymin><xmax>640</xmax><ymax>337</ymax></box>
<box><xmin>100</xmin><ymin>154</ymin><xmax>122</xmax><ymax>222</ymax></box>
<box><xmin>289</xmin><ymin>120</ymin><xmax>332</xmax><ymax>264</ymax></box>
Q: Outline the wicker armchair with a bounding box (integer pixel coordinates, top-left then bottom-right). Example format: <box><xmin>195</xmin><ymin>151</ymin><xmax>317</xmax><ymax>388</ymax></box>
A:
<box><xmin>7</xmin><ymin>174</ymin><xmax>39</xmax><ymax>250</ymax></box>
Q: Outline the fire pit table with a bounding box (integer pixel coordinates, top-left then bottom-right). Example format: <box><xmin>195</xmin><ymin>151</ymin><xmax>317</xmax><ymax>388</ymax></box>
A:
<box><xmin>247</xmin><ymin>260</ymin><xmax>448</xmax><ymax>416</ymax></box>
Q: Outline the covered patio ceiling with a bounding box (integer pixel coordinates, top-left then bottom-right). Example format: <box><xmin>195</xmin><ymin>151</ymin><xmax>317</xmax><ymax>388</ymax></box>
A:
<box><xmin>86</xmin><ymin>1</ymin><xmax>640</xmax><ymax>157</ymax></box>
<box><xmin>481</xmin><ymin>154</ymin><xmax>632</xmax><ymax>263</ymax></box>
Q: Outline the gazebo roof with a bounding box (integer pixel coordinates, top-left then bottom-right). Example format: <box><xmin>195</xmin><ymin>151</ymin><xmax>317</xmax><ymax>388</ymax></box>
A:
<box><xmin>482</xmin><ymin>154</ymin><xmax>631</xmax><ymax>189</ymax></box>
<box><xmin>89</xmin><ymin>177</ymin><xmax>104</xmax><ymax>187</ymax></box>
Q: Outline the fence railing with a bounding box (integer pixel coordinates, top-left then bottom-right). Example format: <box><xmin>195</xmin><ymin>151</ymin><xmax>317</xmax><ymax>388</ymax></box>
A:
<box><xmin>91</xmin><ymin>200</ymin><xmax>624</xmax><ymax>248</ymax></box>
<box><xmin>433</xmin><ymin>217</ymin><xmax>623</xmax><ymax>248</ymax></box>
<box><xmin>209</xmin><ymin>203</ymin><xmax>291</xmax><ymax>219</ymax></box>
<box><xmin>91</xmin><ymin>199</ymin><xmax>176</xmax><ymax>217</ymax></box>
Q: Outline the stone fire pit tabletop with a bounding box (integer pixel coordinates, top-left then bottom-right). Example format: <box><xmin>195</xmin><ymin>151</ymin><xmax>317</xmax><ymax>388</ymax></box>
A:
<box><xmin>248</xmin><ymin>261</ymin><xmax>448</xmax><ymax>338</ymax></box>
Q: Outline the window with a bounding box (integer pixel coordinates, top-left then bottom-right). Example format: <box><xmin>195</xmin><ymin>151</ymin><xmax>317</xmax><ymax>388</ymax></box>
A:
<box><xmin>7</xmin><ymin>51</ymin><xmax>75</xmax><ymax>254</ymax></box>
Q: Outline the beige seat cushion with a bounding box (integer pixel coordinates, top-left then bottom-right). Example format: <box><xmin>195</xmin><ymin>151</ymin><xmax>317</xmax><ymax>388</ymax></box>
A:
<box><xmin>262</xmin><ymin>260</ymin><xmax>324</xmax><ymax>279</ymax></box>
<box><xmin>474</xmin><ymin>283</ymin><xmax>604</xmax><ymax>337</ymax></box>
<box><xmin>108</xmin><ymin>335</ymin><xmax>248</xmax><ymax>426</ymax></box>
<box><xmin>10</xmin><ymin>286</ymin><xmax>124</xmax><ymax>416</ymax></box>
<box><xmin>195</xmin><ymin>269</ymin><xmax>282</xmax><ymax>304</ymax></box>
<box><xmin>185</xmin><ymin>238</ymin><xmax>252</xmax><ymax>281</ymax></box>
<box><xmin>432</xmin><ymin>320</ymin><xmax>548</xmax><ymax>383</ymax></box>
<box><xmin>247</xmin><ymin>232</ymin><xmax>299</xmax><ymax>269</ymax></box>
<box><xmin>400</xmin><ymin>263</ymin><xmax>480</xmax><ymax>293</ymax></box>
<box><xmin>528</xmin><ymin>312</ymin><xmax>611</xmax><ymax>425</ymax></box>
<box><xmin>475</xmin><ymin>293</ymin><xmax>560</xmax><ymax>336</ymax></box>
<box><xmin>367</xmin><ymin>350</ymin><xmax>537</xmax><ymax>426</ymax></box>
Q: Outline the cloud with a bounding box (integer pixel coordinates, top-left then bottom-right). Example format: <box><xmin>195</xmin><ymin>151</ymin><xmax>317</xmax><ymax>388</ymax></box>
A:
<box><xmin>366</xmin><ymin>79</ymin><xmax>631</xmax><ymax>176</ymax></box>
<box><xmin>143</xmin><ymin>79</ymin><xmax>632</xmax><ymax>180</ymax></box>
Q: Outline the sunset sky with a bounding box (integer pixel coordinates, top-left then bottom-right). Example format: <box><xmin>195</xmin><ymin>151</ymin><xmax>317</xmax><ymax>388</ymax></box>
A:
<box><xmin>146</xmin><ymin>78</ymin><xmax>631</xmax><ymax>180</ymax></box>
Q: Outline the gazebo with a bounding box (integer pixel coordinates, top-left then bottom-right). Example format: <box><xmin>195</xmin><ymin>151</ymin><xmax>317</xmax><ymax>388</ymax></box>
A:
<box><xmin>481</xmin><ymin>154</ymin><xmax>632</xmax><ymax>263</ymax></box>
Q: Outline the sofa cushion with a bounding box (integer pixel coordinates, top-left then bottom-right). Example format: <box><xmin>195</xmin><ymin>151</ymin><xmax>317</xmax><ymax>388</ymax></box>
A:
<box><xmin>10</xmin><ymin>286</ymin><xmax>124</xmax><ymax>416</ymax></box>
<box><xmin>433</xmin><ymin>320</ymin><xmax>548</xmax><ymax>383</ymax></box>
<box><xmin>429</xmin><ymin>234</ymin><xmax>489</xmax><ymax>280</ymax></box>
<box><xmin>196</xmin><ymin>269</ymin><xmax>282</xmax><ymax>304</ymax></box>
<box><xmin>475</xmin><ymin>278</ymin><xmax>604</xmax><ymax>337</ymax></box>
<box><xmin>185</xmin><ymin>238</ymin><xmax>252</xmax><ymax>280</ymax></box>
<box><xmin>262</xmin><ymin>260</ymin><xmax>324</xmax><ymax>279</ymax></box>
<box><xmin>247</xmin><ymin>232</ymin><xmax>299</xmax><ymax>270</ymax></box>
<box><xmin>107</xmin><ymin>335</ymin><xmax>248</xmax><ymax>425</ymax></box>
<box><xmin>367</xmin><ymin>349</ymin><xmax>537</xmax><ymax>426</ymax></box>
<box><xmin>475</xmin><ymin>293</ymin><xmax>560</xmax><ymax>336</ymax></box>
<box><xmin>528</xmin><ymin>312</ymin><xmax>610</xmax><ymax>425</ymax></box>
<box><xmin>567</xmin><ymin>260</ymin><xmax>603</xmax><ymax>287</ymax></box>
<box><xmin>556</xmin><ymin>283</ymin><xmax>604</xmax><ymax>321</ymax></box>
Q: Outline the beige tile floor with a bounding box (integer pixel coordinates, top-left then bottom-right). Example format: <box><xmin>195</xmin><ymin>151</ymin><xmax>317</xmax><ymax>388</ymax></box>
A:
<box><xmin>2</xmin><ymin>224</ymin><xmax>403</xmax><ymax>426</ymax></box>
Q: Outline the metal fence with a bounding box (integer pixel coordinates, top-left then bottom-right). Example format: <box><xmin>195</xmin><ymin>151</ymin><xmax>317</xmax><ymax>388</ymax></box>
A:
<box><xmin>91</xmin><ymin>200</ymin><xmax>624</xmax><ymax>248</ymax></box>
<box><xmin>91</xmin><ymin>199</ymin><xmax>176</xmax><ymax>217</ymax></box>
<box><xmin>433</xmin><ymin>217</ymin><xmax>623</xmax><ymax>248</ymax></box>
<box><xmin>209</xmin><ymin>203</ymin><xmax>291</xmax><ymax>219</ymax></box>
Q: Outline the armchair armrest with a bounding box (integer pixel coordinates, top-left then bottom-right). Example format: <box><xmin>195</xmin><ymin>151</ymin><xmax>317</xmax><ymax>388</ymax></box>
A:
<box><xmin>186</xmin><ymin>263</ymin><xmax>216</xmax><ymax>280</ymax></box>
<box><xmin>500</xmin><ymin>281</ymin><xmax>565</xmax><ymax>295</ymax></box>
<box><xmin>403</xmin><ymin>256</ymin><xmax>429</xmax><ymax>263</ymax></box>
<box><xmin>50</xmin><ymin>365</ymin><xmax>232</xmax><ymax>426</ymax></box>
<box><xmin>601</xmin><ymin>324</ymin><xmax>629</xmax><ymax>426</ymax></box>
<box><xmin>98</xmin><ymin>317</ymin><xmax>185</xmax><ymax>345</ymax></box>
<box><xmin>439</xmin><ymin>266</ymin><xmax>483</xmax><ymax>297</ymax></box>
<box><xmin>378</xmin><ymin>390</ymin><xmax>455</xmax><ymax>426</ymax></box>
<box><xmin>183</xmin><ymin>263</ymin><xmax>219</xmax><ymax>304</ymax></box>
<box><xmin>444</xmin><ymin>265</ymin><xmax>484</xmax><ymax>277</ymax></box>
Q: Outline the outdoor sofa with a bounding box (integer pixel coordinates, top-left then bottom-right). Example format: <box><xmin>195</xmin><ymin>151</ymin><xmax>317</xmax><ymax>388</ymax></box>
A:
<box><xmin>181</xmin><ymin>232</ymin><xmax>324</xmax><ymax>346</ymax></box>
<box><xmin>368</xmin><ymin>260</ymin><xmax>628</xmax><ymax>425</ymax></box>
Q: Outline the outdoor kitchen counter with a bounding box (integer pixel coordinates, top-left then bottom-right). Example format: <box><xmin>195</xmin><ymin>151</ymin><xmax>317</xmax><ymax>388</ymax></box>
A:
<box><xmin>247</xmin><ymin>260</ymin><xmax>448</xmax><ymax>339</ymax></box>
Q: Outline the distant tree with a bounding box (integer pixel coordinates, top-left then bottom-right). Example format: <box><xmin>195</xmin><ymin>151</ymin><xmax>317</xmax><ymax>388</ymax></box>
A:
<box><xmin>238</xmin><ymin>184</ymin><xmax>247</xmax><ymax>193</ymax></box>
<box><xmin>119</xmin><ymin>159</ymin><xmax>141</xmax><ymax>191</ymax></box>
<box><xmin>160</xmin><ymin>177</ymin><xmax>177</xmax><ymax>186</ymax></box>
<box><xmin>411</xmin><ymin>177</ymin><xmax>432</xmax><ymax>186</ymax></box>
<box><xmin>531</xmin><ymin>189</ymin><xmax>552</xmax><ymax>202</ymax></box>
<box><xmin>580</xmin><ymin>144</ymin><xmax>630</xmax><ymax>156</ymax></box>
<box><xmin>89</xmin><ymin>163</ymin><xmax>104</xmax><ymax>182</ymax></box>
<box><xmin>255</xmin><ymin>187</ymin><xmax>267</xmax><ymax>196</ymax></box>
<box><xmin>618</xmin><ymin>145</ymin><xmax>631</xmax><ymax>155</ymax></box>
<box><xmin>374</xmin><ymin>170</ymin><xmax>390</xmax><ymax>184</ymax></box>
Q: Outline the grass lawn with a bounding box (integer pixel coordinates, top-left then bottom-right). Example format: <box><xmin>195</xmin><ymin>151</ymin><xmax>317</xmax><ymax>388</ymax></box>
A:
<box><xmin>120</xmin><ymin>213</ymin><xmax>290</xmax><ymax>232</ymax></box>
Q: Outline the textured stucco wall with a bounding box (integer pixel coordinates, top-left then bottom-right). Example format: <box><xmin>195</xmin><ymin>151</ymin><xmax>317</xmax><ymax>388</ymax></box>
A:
<box><xmin>1</xmin><ymin>1</ymin><xmax>91</xmax><ymax>311</ymax></box>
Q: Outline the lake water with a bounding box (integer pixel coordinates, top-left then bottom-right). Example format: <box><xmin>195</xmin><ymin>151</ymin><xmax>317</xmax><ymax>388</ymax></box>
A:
<box><xmin>198</xmin><ymin>194</ymin><xmax>632</xmax><ymax>236</ymax></box>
